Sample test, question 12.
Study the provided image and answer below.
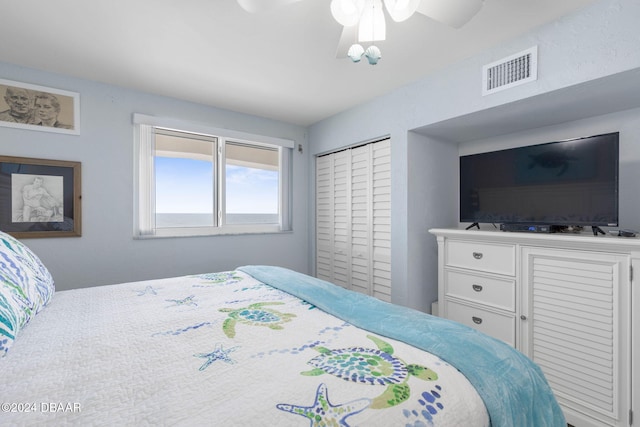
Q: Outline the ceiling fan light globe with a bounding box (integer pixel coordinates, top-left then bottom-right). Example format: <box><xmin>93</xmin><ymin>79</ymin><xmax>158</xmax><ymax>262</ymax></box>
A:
<box><xmin>383</xmin><ymin>0</ymin><xmax>420</xmax><ymax>22</ymax></box>
<box><xmin>365</xmin><ymin>45</ymin><xmax>381</xmax><ymax>65</ymax></box>
<box><xmin>347</xmin><ymin>43</ymin><xmax>365</xmax><ymax>62</ymax></box>
<box><xmin>330</xmin><ymin>0</ymin><xmax>365</xmax><ymax>26</ymax></box>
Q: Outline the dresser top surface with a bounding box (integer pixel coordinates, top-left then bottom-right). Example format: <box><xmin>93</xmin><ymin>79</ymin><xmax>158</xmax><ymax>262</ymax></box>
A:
<box><xmin>429</xmin><ymin>227</ymin><xmax>640</xmax><ymax>253</ymax></box>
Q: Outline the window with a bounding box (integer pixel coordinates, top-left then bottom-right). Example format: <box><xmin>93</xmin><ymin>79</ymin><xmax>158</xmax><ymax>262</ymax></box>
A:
<box><xmin>134</xmin><ymin>114</ymin><xmax>293</xmax><ymax>238</ymax></box>
<box><xmin>224</xmin><ymin>142</ymin><xmax>280</xmax><ymax>225</ymax></box>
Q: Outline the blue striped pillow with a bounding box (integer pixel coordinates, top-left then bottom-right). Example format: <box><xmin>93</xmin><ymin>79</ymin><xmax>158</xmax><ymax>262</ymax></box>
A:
<box><xmin>0</xmin><ymin>231</ymin><xmax>54</xmax><ymax>356</ymax></box>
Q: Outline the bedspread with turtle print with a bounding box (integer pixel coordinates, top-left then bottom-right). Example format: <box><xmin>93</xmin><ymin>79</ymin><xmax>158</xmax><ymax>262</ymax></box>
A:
<box><xmin>3</xmin><ymin>268</ymin><xmax>502</xmax><ymax>426</ymax></box>
<box><xmin>239</xmin><ymin>265</ymin><xmax>566</xmax><ymax>427</ymax></box>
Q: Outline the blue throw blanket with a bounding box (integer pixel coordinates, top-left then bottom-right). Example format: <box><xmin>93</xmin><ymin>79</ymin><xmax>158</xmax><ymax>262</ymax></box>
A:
<box><xmin>238</xmin><ymin>265</ymin><xmax>566</xmax><ymax>427</ymax></box>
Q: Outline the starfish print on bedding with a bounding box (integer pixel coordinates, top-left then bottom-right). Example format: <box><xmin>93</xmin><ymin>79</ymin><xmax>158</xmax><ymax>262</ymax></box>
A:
<box><xmin>194</xmin><ymin>343</ymin><xmax>239</xmax><ymax>371</ymax></box>
<box><xmin>166</xmin><ymin>295</ymin><xmax>197</xmax><ymax>307</ymax></box>
<box><xmin>277</xmin><ymin>383</ymin><xmax>370</xmax><ymax>426</ymax></box>
<box><xmin>135</xmin><ymin>285</ymin><xmax>159</xmax><ymax>296</ymax></box>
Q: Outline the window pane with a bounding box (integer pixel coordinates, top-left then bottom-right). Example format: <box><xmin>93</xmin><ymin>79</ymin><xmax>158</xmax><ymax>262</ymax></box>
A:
<box><xmin>225</xmin><ymin>142</ymin><xmax>279</xmax><ymax>224</ymax></box>
<box><xmin>155</xmin><ymin>132</ymin><xmax>215</xmax><ymax>228</ymax></box>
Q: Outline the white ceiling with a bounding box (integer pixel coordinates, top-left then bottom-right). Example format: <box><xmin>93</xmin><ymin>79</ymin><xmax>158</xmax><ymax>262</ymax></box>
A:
<box><xmin>0</xmin><ymin>0</ymin><xmax>598</xmax><ymax>126</ymax></box>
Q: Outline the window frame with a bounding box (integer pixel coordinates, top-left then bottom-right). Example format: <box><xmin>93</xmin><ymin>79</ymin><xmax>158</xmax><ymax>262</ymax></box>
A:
<box><xmin>133</xmin><ymin>114</ymin><xmax>293</xmax><ymax>239</ymax></box>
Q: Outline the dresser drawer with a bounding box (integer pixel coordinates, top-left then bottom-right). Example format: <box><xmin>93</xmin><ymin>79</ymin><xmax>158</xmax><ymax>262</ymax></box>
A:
<box><xmin>444</xmin><ymin>269</ymin><xmax>515</xmax><ymax>311</ymax></box>
<box><xmin>444</xmin><ymin>300</ymin><xmax>515</xmax><ymax>347</ymax></box>
<box><xmin>445</xmin><ymin>240</ymin><xmax>515</xmax><ymax>275</ymax></box>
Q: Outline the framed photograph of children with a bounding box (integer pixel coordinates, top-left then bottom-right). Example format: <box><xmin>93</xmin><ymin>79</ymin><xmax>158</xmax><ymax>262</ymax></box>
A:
<box><xmin>0</xmin><ymin>156</ymin><xmax>82</xmax><ymax>238</ymax></box>
<box><xmin>0</xmin><ymin>78</ymin><xmax>80</xmax><ymax>135</ymax></box>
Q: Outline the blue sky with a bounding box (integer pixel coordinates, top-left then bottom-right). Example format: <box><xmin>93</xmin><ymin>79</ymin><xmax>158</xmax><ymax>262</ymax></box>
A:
<box><xmin>155</xmin><ymin>157</ymin><xmax>278</xmax><ymax>214</ymax></box>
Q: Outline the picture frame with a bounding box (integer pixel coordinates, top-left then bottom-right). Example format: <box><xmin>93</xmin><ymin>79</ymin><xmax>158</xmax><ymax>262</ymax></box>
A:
<box><xmin>0</xmin><ymin>78</ymin><xmax>80</xmax><ymax>135</ymax></box>
<box><xmin>0</xmin><ymin>156</ymin><xmax>81</xmax><ymax>238</ymax></box>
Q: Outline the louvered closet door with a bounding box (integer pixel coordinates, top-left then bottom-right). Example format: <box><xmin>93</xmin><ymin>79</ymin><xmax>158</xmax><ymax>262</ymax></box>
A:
<box><xmin>315</xmin><ymin>155</ymin><xmax>333</xmax><ymax>282</ymax></box>
<box><xmin>315</xmin><ymin>139</ymin><xmax>391</xmax><ymax>300</ymax></box>
<box><xmin>350</xmin><ymin>145</ymin><xmax>371</xmax><ymax>295</ymax></box>
<box><xmin>521</xmin><ymin>247</ymin><xmax>630</xmax><ymax>427</ymax></box>
<box><xmin>315</xmin><ymin>150</ymin><xmax>351</xmax><ymax>288</ymax></box>
<box><xmin>331</xmin><ymin>150</ymin><xmax>351</xmax><ymax>288</ymax></box>
<box><xmin>371</xmin><ymin>139</ymin><xmax>391</xmax><ymax>301</ymax></box>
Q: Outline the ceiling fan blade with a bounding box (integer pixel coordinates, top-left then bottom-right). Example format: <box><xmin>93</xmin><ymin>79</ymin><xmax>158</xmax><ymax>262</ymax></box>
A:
<box><xmin>336</xmin><ymin>25</ymin><xmax>358</xmax><ymax>58</ymax></box>
<box><xmin>237</xmin><ymin>0</ymin><xmax>303</xmax><ymax>13</ymax></box>
<box><xmin>384</xmin><ymin>0</ymin><xmax>421</xmax><ymax>23</ymax></box>
<box><xmin>416</xmin><ymin>0</ymin><xmax>483</xmax><ymax>28</ymax></box>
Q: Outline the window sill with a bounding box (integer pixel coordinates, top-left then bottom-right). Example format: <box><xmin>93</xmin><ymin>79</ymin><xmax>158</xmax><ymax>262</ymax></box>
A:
<box><xmin>134</xmin><ymin>225</ymin><xmax>292</xmax><ymax>239</ymax></box>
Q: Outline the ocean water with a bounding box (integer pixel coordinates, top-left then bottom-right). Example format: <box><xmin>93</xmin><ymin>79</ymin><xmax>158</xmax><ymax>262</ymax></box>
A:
<box><xmin>156</xmin><ymin>213</ymin><xmax>278</xmax><ymax>228</ymax></box>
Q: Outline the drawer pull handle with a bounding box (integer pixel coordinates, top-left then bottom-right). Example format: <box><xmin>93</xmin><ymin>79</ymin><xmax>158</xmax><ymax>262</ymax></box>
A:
<box><xmin>472</xmin><ymin>316</ymin><xmax>483</xmax><ymax>325</ymax></box>
<box><xmin>472</xmin><ymin>284</ymin><xmax>483</xmax><ymax>292</ymax></box>
<box><xmin>472</xmin><ymin>252</ymin><xmax>483</xmax><ymax>260</ymax></box>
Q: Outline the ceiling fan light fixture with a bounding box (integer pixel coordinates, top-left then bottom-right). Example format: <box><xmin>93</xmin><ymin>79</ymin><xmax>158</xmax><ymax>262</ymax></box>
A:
<box><xmin>365</xmin><ymin>45</ymin><xmax>382</xmax><ymax>65</ymax></box>
<box><xmin>383</xmin><ymin>0</ymin><xmax>420</xmax><ymax>22</ymax></box>
<box><xmin>347</xmin><ymin>43</ymin><xmax>365</xmax><ymax>62</ymax></box>
<box><xmin>330</xmin><ymin>0</ymin><xmax>365</xmax><ymax>27</ymax></box>
<box><xmin>234</xmin><ymin>0</ymin><xmax>484</xmax><ymax>64</ymax></box>
<box><xmin>358</xmin><ymin>0</ymin><xmax>386</xmax><ymax>42</ymax></box>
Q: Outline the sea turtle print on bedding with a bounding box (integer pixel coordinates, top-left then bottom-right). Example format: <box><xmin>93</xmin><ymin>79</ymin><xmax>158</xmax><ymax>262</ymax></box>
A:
<box><xmin>219</xmin><ymin>302</ymin><xmax>296</xmax><ymax>338</ymax></box>
<box><xmin>302</xmin><ymin>334</ymin><xmax>438</xmax><ymax>409</ymax></box>
<box><xmin>195</xmin><ymin>271</ymin><xmax>244</xmax><ymax>285</ymax></box>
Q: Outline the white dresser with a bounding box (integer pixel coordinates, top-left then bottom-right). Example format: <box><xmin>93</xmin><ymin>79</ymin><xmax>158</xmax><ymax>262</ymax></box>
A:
<box><xmin>430</xmin><ymin>228</ymin><xmax>639</xmax><ymax>427</ymax></box>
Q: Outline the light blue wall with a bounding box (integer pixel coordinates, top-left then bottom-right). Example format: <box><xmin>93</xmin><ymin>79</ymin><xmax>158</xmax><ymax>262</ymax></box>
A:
<box><xmin>3</xmin><ymin>0</ymin><xmax>639</xmax><ymax>306</ymax></box>
<box><xmin>308</xmin><ymin>0</ymin><xmax>640</xmax><ymax>312</ymax></box>
<box><xmin>0</xmin><ymin>63</ymin><xmax>309</xmax><ymax>290</ymax></box>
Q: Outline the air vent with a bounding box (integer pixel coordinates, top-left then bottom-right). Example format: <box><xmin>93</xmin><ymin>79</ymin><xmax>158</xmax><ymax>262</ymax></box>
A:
<box><xmin>482</xmin><ymin>46</ymin><xmax>538</xmax><ymax>95</ymax></box>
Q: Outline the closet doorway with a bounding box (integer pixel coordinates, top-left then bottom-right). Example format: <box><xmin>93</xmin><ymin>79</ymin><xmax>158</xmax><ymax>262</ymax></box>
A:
<box><xmin>316</xmin><ymin>138</ymin><xmax>391</xmax><ymax>301</ymax></box>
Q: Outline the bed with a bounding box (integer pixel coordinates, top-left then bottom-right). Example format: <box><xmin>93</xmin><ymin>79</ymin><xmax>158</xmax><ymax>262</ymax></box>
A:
<box><xmin>1</xmin><ymin>231</ymin><xmax>565</xmax><ymax>426</ymax></box>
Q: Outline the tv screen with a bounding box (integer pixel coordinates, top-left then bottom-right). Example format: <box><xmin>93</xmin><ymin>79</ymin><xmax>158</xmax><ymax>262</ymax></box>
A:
<box><xmin>460</xmin><ymin>132</ymin><xmax>619</xmax><ymax>227</ymax></box>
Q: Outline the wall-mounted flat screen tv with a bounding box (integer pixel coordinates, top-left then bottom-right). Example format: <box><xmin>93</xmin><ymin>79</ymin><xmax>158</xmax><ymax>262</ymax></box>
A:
<box><xmin>459</xmin><ymin>132</ymin><xmax>619</xmax><ymax>227</ymax></box>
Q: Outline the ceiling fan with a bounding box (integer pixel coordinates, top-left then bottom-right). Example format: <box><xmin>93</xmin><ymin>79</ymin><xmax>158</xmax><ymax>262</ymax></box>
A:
<box><xmin>236</xmin><ymin>0</ymin><xmax>484</xmax><ymax>64</ymax></box>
